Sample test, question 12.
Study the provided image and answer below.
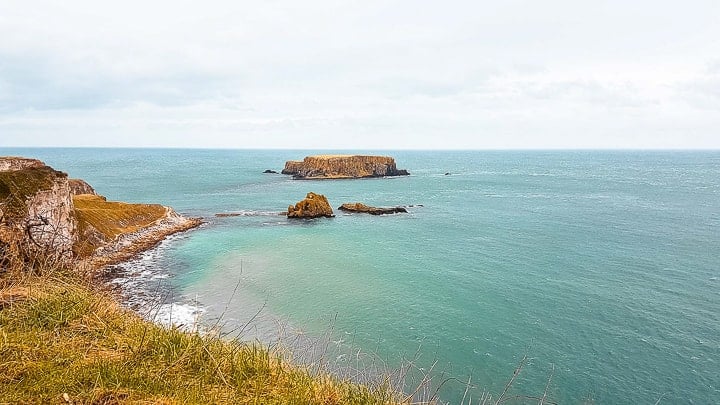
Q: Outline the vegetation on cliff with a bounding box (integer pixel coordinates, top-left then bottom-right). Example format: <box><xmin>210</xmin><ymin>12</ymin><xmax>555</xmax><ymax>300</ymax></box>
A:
<box><xmin>0</xmin><ymin>165</ymin><xmax>62</xmax><ymax>219</ymax></box>
<box><xmin>73</xmin><ymin>194</ymin><xmax>171</xmax><ymax>257</ymax></box>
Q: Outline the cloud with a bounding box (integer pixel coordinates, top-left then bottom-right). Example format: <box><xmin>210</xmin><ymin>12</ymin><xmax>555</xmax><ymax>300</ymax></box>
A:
<box><xmin>0</xmin><ymin>0</ymin><xmax>719</xmax><ymax>148</ymax></box>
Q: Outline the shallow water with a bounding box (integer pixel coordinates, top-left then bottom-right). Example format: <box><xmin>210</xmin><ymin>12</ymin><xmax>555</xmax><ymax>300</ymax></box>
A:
<box><xmin>6</xmin><ymin>148</ymin><xmax>719</xmax><ymax>404</ymax></box>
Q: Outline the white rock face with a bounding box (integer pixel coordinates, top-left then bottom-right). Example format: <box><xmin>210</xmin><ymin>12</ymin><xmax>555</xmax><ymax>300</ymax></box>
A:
<box><xmin>0</xmin><ymin>157</ymin><xmax>45</xmax><ymax>172</ymax></box>
<box><xmin>0</xmin><ymin>157</ymin><xmax>77</xmax><ymax>254</ymax></box>
<box><xmin>24</xmin><ymin>175</ymin><xmax>77</xmax><ymax>253</ymax></box>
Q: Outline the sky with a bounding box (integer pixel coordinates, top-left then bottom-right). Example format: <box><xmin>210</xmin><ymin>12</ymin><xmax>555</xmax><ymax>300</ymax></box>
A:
<box><xmin>1</xmin><ymin>0</ymin><xmax>719</xmax><ymax>149</ymax></box>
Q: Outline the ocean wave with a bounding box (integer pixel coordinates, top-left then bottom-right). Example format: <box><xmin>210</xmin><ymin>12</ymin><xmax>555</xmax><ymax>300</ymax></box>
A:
<box><xmin>149</xmin><ymin>302</ymin><xmax>205</xmax><ymax>332</ymax></box>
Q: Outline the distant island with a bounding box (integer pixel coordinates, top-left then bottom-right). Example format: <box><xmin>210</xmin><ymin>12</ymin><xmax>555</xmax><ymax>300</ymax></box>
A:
<box><xmin>281</xmin><ymin>154</ymin><xmax>409</xmax><ymax>179</ymax></box>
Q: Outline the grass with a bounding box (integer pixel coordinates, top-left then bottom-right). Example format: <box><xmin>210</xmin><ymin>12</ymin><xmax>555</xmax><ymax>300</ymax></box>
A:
<box><xmin>73</xmin><ymin>195</ymin><xmax>168</xmax><ymax>241</ymax></box>
<box><xmin>0</xmin><ymin>247</ymin><xmax>408</xmax><ymax>404</ymax></box>
<box><xmin>0</xmin><ymin>166</ymin><xmax>63</xmax><ymax>219</ymax></box>
<box><xmin>73</xmin><ymin>195</ymin><xmax>170</xmax><ymax>257</ymax></box>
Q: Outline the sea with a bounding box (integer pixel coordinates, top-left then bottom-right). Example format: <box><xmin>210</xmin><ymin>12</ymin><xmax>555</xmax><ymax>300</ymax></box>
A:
<box><xmin>3</xmin><ymin>148</ymin><xmax>718</xmax><ymax>404</ymax></box>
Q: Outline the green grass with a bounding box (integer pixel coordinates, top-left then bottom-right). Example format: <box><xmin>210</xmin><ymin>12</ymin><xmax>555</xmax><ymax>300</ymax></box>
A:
<box><xmin>0</xmin><ymin>263</ymin><xmax>408</xmax><ymax>404</ymax></box>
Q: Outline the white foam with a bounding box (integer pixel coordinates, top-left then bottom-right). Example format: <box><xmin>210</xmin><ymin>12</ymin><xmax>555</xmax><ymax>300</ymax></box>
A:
<box><xmin>151</xmin><ymin>302</ymin><xmax>205</xmax><ymax>332</ymax></box>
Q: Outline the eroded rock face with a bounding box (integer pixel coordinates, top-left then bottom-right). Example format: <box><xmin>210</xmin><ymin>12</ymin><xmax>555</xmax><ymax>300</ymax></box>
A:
<box><xmin>0</xmin><ymin>157</ymin><xmax>77</xmax><ymax>254</ymax></box>
<box><xmin>0</xmin><ymin>157</ymin><xmax>45</xmax><ymax>172</ymax></box>
<box><xmin>338</xmin><ymin>203</ymin><xmax>408</xmax><ymax>215</ymax></box>
<box><xmin>287</xmin><ymin>192</ymin><xmax>334</xmax><ymax>218</ymax></box>
<box><xmin>69</xmin><ymin>179</ymin><xmax>97</xmax><ymax>196</ymax></box>
<box><xmin>281</xmin><ymin>155</ymin><xmax>410</xmax><ymax>179</ymax></box>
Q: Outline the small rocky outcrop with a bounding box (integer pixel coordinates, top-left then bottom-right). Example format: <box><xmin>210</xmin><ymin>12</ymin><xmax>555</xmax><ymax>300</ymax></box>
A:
<box><xmin>69</xmin><ymin>179</ymin><xmax>98</xmax><ymax>196</ymax></box>
<box><xmin>263</xmin><ymin>169</ymin><xmax>278</xmax><ymax>174</ymax></box>
<box><xmin>282</xmin><ymin>155</ymin><xmax>409</xmax><ymax>179</ymax></box>
<box><xmin>287</xmin><ymin>192</ymin><xmax>334</xmax><ymax>218</ymax></box>
<box><xmin>338</xmin><ymin>203</ymin><xmax>408</xmax><ymax>215</ymax></box>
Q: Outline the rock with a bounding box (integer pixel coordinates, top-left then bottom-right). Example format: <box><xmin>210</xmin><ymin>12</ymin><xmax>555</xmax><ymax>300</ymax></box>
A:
<box><xmin>0</xmin><ymin>156</ymin><xmax>201</xmax><ymax>263</ymax></box>
<box><xmin>287</xmin><ymin>192</ymin><xmax>334</xmax><ymax>218</ymax></box>
<box><xmin>281</xmin><ymin>155</ymin><xmax>410</xmax><ymax>179</ymax></box>
<box><xmin>68</xmin><ymin>178</ymin><xmax>98</xmax><ymax>196</ymax></box>
<box><xmin>338</xmin><ymin>202</ymin><xmax>407</xmax><ymax>215</ymax></box>
<box><xmin>0</xmin><ymin>157</ymin><xmax>45</xmax><ymax>171</ymax></box>
<box><xmin>0</xmin><ymin>157</ymin><xmax>77</xmax><ymax>255</ymax></box>
<box><xmin>263</xmin><ymin>169</ymin><xmax>278</xmax><ymax>174</ymax></box>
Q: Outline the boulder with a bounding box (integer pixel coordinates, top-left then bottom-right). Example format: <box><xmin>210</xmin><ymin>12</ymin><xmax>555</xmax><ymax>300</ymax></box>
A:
<box><xmin>287</xmin><ymin>192</ymin><xmax>334</xmax><ymax>218</ymax></box>
<box><xmin>282</xmin><ymin>155</ymin><xmax>410</xmax><ymax>179</ymax></box>
<box><xmin>338</xmin><ymin>203</ymin><xmax>407</xmax><ymax>215</ymax></box>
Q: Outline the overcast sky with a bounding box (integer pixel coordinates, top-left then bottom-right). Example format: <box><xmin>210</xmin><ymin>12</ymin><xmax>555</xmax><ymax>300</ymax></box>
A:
<box><xmin>1</xmin><ymin>0</ymin><xmax>719</xmax><ymax>149</ymax></box>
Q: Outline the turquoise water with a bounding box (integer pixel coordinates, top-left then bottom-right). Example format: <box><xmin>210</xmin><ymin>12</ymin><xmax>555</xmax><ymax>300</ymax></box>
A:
<box><xmin>4</xmin><ymin>148</ymin><xmax>719</xmax><ymax>404</ymax></box>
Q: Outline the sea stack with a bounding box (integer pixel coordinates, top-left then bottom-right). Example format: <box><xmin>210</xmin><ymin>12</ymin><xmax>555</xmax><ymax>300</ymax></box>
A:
<box><xmin>281</xmin><ymin>155</ymin><xmax>409</xmax><ymax>179</ymax></box>
<box><xmin>287</xmin><ymin>192</ymin><xmax>334</xmax><ymax>218</ymax></box>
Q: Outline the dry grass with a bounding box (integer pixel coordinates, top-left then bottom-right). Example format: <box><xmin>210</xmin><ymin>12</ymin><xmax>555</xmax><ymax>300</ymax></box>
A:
<box><xmin>73</xmin><ymin>195</ymin><xmax>168</xmax><ymax>241</ymax></box>
<box><xmin>0</xmin><ymin>242</ymin><xmax>408</xmax><ymax>405</ymax></box>
<box><xmin>72</xmin><ymin>195</ymin><xmax>170</xmax><ymax>258</ymax></box>
<box><xmin>0</xmin><ymin>166</ymin><xmax>62</xmax><ymax>218</ymax></box>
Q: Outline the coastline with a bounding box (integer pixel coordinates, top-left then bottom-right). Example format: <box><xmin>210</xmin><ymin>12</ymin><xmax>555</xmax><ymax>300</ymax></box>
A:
<box><xmin>84</xmin><ymin>207</ymin><xmax>203</xmax><ymax>272</ymax></box>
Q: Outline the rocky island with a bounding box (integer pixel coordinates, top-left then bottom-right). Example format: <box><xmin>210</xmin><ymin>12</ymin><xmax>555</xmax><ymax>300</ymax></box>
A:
<box><xmin>287</xmin><ymin>192</ymin><xmax>334</xmax><ymax>218</ymax></box>
<box><xmin>338</xmin><ymin>202</ymin><xmax>408</xmax><ymax>215</ymax></box>
<box><xmin>281</xmin><ymin>155</ymin><xmax>409</xmax><ymax>179</ymax></box>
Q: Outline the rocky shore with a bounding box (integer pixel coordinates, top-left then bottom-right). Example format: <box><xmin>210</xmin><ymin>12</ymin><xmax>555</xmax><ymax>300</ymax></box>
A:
<box><xmin>87</xmin><ymin>206</ymin><xmax>202</xmax><ymax>269</ymax></box>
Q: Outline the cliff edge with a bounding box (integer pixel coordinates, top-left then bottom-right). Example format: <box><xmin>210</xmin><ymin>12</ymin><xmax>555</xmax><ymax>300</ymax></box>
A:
<box><xmin>281</xmin><ymin>155</ymin><xmax>409</xmax><ymax>179</ymax></box>
<box><xmin>0</xmin><ymin>157</ymin><xmax>201</xmax><ymax>266</ymax></box>
<box><xmin>0</xmin><ymin>157</ymin><xmax>77</xmax><ymax>255</ymax></box>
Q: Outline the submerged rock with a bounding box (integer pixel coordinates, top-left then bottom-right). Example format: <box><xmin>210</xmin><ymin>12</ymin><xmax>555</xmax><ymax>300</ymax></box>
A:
<box><xmin>287</xmin><ymin>192</ymin><xmax>334</xmax><ymax>218</ymax></box>
<box><xmin>263</xmin><ymin>169</ymin><xmax>278</xmax><ymax>174</ymax></box>
<box><xmin>281</xmin><ymin>155</ymin><xmax>410</xmax><ymax>179</ymax></box>
<box><xmin>338</xmin><ymin>203</ymin><xmax>407</xmax><ymax>215</ymax></box>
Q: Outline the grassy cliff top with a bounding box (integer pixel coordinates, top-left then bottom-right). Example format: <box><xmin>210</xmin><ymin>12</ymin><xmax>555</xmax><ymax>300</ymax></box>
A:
<box><xmin>73</xmin><ymin>195</ymin><xmax>168</xmax><ymax>242</ymax></box>
<box><xmin>0</xmin><ymin>165</ymin><xmax>65</xmax><ymax>219</ymax></box>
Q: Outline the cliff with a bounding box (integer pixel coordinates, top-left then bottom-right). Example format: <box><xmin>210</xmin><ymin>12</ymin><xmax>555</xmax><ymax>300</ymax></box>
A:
<box><xmin>73</xmin><ymin>194</ymin><xmax>201</xmax><ymax>265</ymax></box>
<box><xmin>68</xmin><ymin>178</ymin><xmax>97</xmax><ymax>196</ymax></box>
<box><xmin>0</xmin><ymin>157</ymin><xmax>77</xmax><ymax>255</ymax></box>
<box><xmin>0</xmin><ymin>157</ymin><xmax>200</xmax><ymax>264</ymax></box>
<box><xmin>281</xmin><ymin>155</ymin><xmax>409</xmax><ymax>179</ymax></box>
